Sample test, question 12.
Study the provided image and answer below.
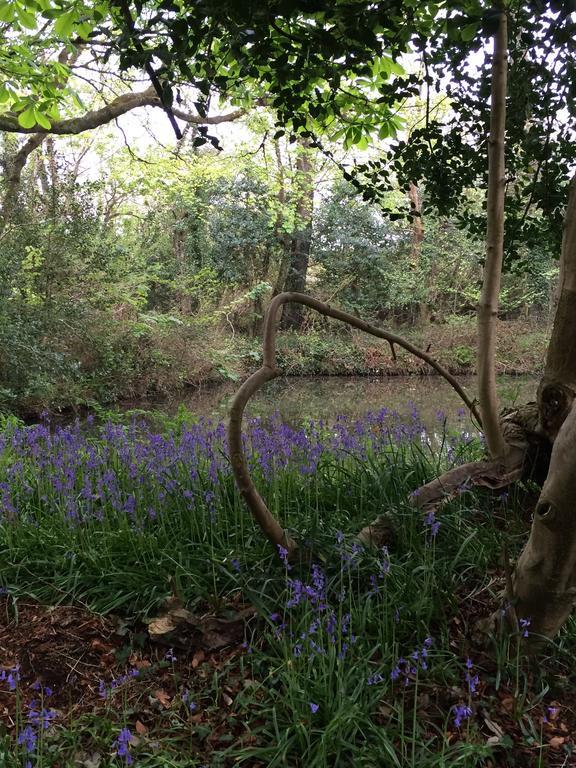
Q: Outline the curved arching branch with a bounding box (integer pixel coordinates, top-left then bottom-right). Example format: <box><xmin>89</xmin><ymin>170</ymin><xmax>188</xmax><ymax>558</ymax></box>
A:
<box><xmin>0</xmin><ymin>88</ymin><xmax>246</xmax><ymax>135</ymax></box>
<box><xmin>228</xmin><ymin>291</ymin><xmax>482</xmax><ymax>559</ymax></box>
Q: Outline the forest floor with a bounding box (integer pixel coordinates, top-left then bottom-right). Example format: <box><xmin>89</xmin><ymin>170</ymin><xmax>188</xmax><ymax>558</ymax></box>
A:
<box><xmin>1</xmin><ymin>406</ymin><xmax>575</xmax><ymax>766</ymax></box>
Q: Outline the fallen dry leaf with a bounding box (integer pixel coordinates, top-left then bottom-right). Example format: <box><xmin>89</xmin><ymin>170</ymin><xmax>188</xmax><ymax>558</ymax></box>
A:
<box><xmin>135</xmin><ymin>720</ymin><xmax>147</xmax><ymax>735</ymax></box>
<box><xmin>483</xmin><ymin>716</ymin><xmax>505</xmax><ymax>739</ymax></box>
<box><xmin>147</xmin><ymin>616</ymin><xmax>178</xmax><ymax>638</ymax></box>
<box><xmin>192</xmin><ymin>650</ymin><xmax>205</xmax><ymax>669</ymax></box>
<box><xmin>153</xmin><ymin>689</ymin><xmax>172</xmax><ymax>708</ymax></box>
<box><xmin>549</xmin><ymin>735</ymin><xmax>566</xmax><ymax>749</ymax></box>
<box><xmin>90</xmin><ymin>639</ymin><xmax>113</xmax><ymax>655</ymax></box>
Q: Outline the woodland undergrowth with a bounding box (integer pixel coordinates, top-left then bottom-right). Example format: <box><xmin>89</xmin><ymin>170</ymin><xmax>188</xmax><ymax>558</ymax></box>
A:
<box><xmin>0</xmin><ymin>407</ymin><xmax>574</xmax><ymax>767</ymax></box>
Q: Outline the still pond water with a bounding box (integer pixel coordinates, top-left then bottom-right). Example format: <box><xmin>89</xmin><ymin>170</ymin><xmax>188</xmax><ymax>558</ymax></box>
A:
<box><xmin>122</xmin><ymin>374</ymin><xmax>538</xmax><ymax>431</ymax></box>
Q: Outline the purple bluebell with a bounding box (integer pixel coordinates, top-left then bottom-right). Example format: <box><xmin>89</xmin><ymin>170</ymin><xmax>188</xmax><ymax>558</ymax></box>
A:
<box><xmin>115</xmin><ymin>727</ymin><xmax>134</xmax><ymax>765</ymax></box>
<box><xmin>18</xmin><ymin>725</ymin><xmax>37</xmax><ymax>753</ymax></box>
<box><xmin>453</xmin><ymin>704</ymin><xmax>473</xmax><ymax>728</ymax></box>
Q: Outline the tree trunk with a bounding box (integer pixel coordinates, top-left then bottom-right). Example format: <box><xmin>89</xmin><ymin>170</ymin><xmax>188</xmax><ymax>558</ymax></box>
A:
<box><xmin>173</xmin><ymin>209</ymin><xmax>192</xmax><ymax>314</ymax></box>
<box><xmin>280</xmin><ymin>139</ymin><xmax>315</xmax><ymax>331</ymax></box>
<box><xmin>477</xmin><ymin>2</ymin><xmax>508</xmax><ymax>459</ymax></box>
<box><xmin>408</xmin><ymin>182</ymin><xmax>428</xmax><ymax>324</ymax></box>
<box><xmin>512</xmin><ymin>175</ymin><xmax>576</xmax><ymax>640</ymax></box>
<box><xmin>271</xmin><ymin>137</ymin><xmax>291</xmax><ymax>297</ymax></box>
<box><xmin>0</xmin><ymin>135</ymin><xmax>46</xmax><ymax>230</ymax></box>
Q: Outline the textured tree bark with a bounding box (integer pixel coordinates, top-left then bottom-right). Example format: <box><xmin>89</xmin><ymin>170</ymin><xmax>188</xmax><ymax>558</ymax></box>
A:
<box><xmin>536</xmin><ymin>175</ymin><xmax>576</xmax><ymax>442</ymax></box>
<box><xmin>280</xmin><ymin>140</ymin><xmax>315</xmax><ymax>330</ymax></box>
<box><xmin>477</xmin><ymin>2</ymin><xmax>508</xmax><ymax>459</ymax></box>
<box><xmin>172</xmin><ymin>208</ymin><xmax>193</xmax><ymax>314</ymax></box>
<box><xmin>512</xmin><ymin>403</ymin><xmax>576</xmax><ymax>640</ymax></box>
<box><xmin>512</xmin><ymin>174</ymin><xmax>576</xmax><ymax>640</ymax></box>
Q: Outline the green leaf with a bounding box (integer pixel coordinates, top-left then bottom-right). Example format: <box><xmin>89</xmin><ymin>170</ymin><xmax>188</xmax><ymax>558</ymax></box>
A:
<box><xmin>16</xmin><ymin>5</ymin><xmax>37</xmax><ymax>28</ymax></box>
<box><xmin>17</xmin><ymin>107</ymin><xmax>37</xmax><ymax>129</ymax></box>
<box><xmin>54</xmin><ymin>10</ymin><xmax>76</xmax><ymax>37</ymax></box>
<box><xmin>33</xmin><ymin>108</ymin><xmax>51</xmax><ymax>129</ymax></box>
<box><xmin>0</xmin><ymin>2</ymin><xmax>15</xmax><ymax>22</ymax></box>
<box><xmin>461</xmin><ymin>23</ymin><xmax>479</xmax><ymax>41</ymax></box>
<box><xmin>378</xmin><ymin>123</ymin><xmax>390</xmax><ymax>140</ymax></box>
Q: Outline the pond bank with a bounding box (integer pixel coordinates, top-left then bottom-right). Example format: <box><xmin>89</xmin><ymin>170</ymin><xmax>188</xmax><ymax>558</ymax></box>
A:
<box><xmin>8</xmin><ymin>317</ymin><xmax>547</xmax><ymax>419</ymax></box>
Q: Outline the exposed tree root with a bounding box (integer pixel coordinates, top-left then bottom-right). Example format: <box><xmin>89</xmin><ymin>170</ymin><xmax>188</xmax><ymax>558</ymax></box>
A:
<box><xmin>358</xmin><ymin>402</ymin><xmax>551</xmax><ymax>548</ymax></box>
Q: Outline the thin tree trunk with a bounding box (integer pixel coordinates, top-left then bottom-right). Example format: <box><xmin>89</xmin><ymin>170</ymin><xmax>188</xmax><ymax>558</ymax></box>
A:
<box><xmin>0</xmin><ymin>48</ymin><xmax>81</xmax><ymax>233</ymax></box>
<box><xmin>0</xmin><ymin>135</ymin><xmax>46</xmax><ymax>230</ymax></box>
<box><xmin>407</xmin><ymin>181</ymin><xmax>427</xmax><ymax>324</ymax></box>
<box><xmin>280</xmin><ymin>139</ymin><xmax>315</xmax><ymax>331</ymax></box>
<box><xmin>477</xmin><ymin>2</ymin><xmax>508</xmax><ymax>458</ymax></box>
<box><xmin>173</xmin><ymin>209</ymin><xmax>192</xmax><ymax>314</ymax></box>
<box><xmin>512</xmin><ymin>174</ymin><xmax>576</xmax><ymax>640</ymax></box>
<box><xmin>272</xmin><ymin>137</ymin><xmax>291</xmax><ymax>297</ymax></box>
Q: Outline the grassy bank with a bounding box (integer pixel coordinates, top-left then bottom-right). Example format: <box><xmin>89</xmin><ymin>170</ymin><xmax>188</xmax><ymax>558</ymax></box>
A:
<box><xmin>2</xmin><ymin>312</ymin><xmax>548</xmax><ymax>418</ymax></box>
<box><xmin>1</xmin><ymin>408</ymin><xmax>574</xmax><ymax>766</ymax></box>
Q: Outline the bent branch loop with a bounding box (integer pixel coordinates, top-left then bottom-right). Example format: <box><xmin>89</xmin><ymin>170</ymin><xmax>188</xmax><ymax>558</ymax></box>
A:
<box><xmin>228</xmin><ymin>292</ymin><xmax>482</xmax><ymax>558</ymax></box>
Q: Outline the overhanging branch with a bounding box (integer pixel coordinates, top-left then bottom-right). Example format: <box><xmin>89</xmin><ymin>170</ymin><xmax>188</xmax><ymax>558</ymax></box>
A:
<box><xmin>0</xmin><ymin>88</ymin><xmax>246</xmax><ymax>135</ymax></box>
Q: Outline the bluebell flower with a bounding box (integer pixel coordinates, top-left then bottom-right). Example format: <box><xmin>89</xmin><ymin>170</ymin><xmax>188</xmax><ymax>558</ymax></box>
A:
<box><xmin>277</xmin><ymin>544</ymin><xmax>292</xmax><ymax>570</ymax></box>
<box><xmin>18</xmin><ymin>725</ymin><xmax>37</xmax><ymax>753</ymax></box>
<box><xmin>453</xmin><ymin>704</ymin><xmax>473</xmax><ymax>728</ymax></box>
<box><xmin>115</xmin><ymin>727</ymin><xmax>134</xmax><ymax>765</ymax></box>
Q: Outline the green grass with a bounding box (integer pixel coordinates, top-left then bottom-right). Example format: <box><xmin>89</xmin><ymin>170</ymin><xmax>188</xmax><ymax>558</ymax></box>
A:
<box><xmin>0</xmin><ymin>412</ymin><xmax>575</xmax><ymax>767</ymax></box>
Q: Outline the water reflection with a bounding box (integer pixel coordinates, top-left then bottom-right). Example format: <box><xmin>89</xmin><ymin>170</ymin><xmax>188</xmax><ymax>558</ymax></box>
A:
<box><xmin>124</xmin><ymin>374</ymin><xmax>538</xmax><ymax>433</ymax></box>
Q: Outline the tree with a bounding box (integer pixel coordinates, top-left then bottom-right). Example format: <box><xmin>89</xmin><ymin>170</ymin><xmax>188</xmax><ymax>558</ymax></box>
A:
<box><xmin>5</xmin><ymin>0</ymin><xmax>576</xmax><ymax>640</ymax></box>
<box><xmin>207</xmin><ymin>0</ymin><xmax>576</xmax><ymax>642</ymax></box>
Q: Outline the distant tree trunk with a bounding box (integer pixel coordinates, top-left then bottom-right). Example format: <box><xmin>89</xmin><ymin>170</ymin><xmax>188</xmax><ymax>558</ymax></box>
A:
<box><xmin>172</xmin><ymin>209</ymin><xmax>192</xmax><ymax>314</ymax></box>
<box><xmin>0</xmin><ymin>135</ymin><xmax>46</xmax><ymax>230</ymax></box>
<box><xmin>477</xmin><ymin>1</ymin><xmax>508</xmax><ymax>459</ymax></box>
<box><xmin>272</xmin><ymin>137</ymin><xmax>291</xmax><ymax>297</ymax></box>
<box><xmin>407</xmin><ymin>181</ymin><xmax>428</xmax><ymax>324</ymax></box>
<box><xmin>512</xmin><ymin>174</ymin><xmax>576</xmax><ymax>640</ymax></box>
<box><xmin>0</xmin><ymin>49</ymin><xmax>80</xmax><ymax>233</ymax></box>
<box><xmin>280</xmin><ymin>138</ymin><xmax>315</xmax><ymax>331</ymax></box>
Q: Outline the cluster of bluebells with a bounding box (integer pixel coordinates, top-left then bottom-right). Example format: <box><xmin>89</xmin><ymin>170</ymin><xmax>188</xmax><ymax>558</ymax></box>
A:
<box><xmin>423</xmin><ymin>509</ymin><xmax>441</xmax><ymax>539</ymax></box>
<box><xmin>453</xmin><ymin>704</ymin><xmax>473</xmax><ymax>728</ymax></box>
<box><xmin>114</xmin><ymin>727</ymin><xmax>134</xmax><ymax>765</ymax></box>
<box><xmin>465</xmin><ymin>658</ymin><xmax>479</xmax><ymax>697</ymax></box>
<box><xmin>182</xmin><ymin>689</ymin><xmax>198</xmax><ymax>712</ymax></box>
<box><xmin>368</xmin><ymin>546</ymin><xmax>391</xmax><ymax>596</ymax></box>
<box><xmin>452</xmin><ymin>658</ymin><xmax>479</xmax><ymax>729</ymax></box>
<box><xmin>389</xmin><ymin>637</ymin><xmax>433</xmax><ymax>686</ymax></box>
<box><xmin>271</xmin><ymin>562</ymin><xmax>359</xmax><ymax>662</ymax></box>
<box><xmin>543</xmin><ymin>705</ymin><xmax>559</xmax><ymax>724</ymax></box>
<box><xmin>0</xmin><ymin>406</ymin><xmax>476</xmax><ymax>528</ymax></box>
<box><xmin>368</xmin><ymin>638</ymin><xmax>433</xmax><ymax>688</ymax></box>
<box><xmin>0</xmin><ymin>664</ymin><xmax>20</xmax><ymax>690</ymax></box>
<box><xmin>99</xmin><ymin>667</ymin><xmax>140</xmax><ymax>699</ymax></box>
<box><xmin>17</xmin><ymin>685</ymin><xmax>57</xmax><ymax>768</ymax></box>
